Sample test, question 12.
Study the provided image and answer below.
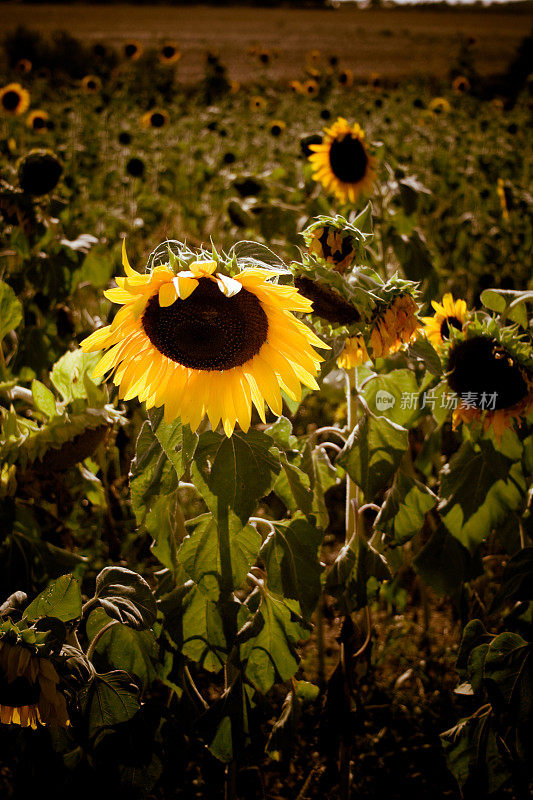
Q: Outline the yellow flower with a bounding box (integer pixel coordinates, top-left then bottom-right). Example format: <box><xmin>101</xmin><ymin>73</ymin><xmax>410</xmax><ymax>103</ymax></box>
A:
<box><xmin>0</xmin><ymin>83</ymin><xmax>30</xmax><ymax>116</ymax></box>
<box><xmin>303</xmin><ymin>79</ymin><xmax>319</xmax><ymax>98</ymax></box>
<box><xmin>289</xmin><ymin>80</ymin><xmax>303</xmax><ymax>94</ymax></box>
<box><xmin>497</xmin><ymin>178</ymin><xmax>510</xmax><ymax>221</ymax></box>
<box><xmin>308</xmin><ymin>117</ymin><xmax>376</xmax><ymax>205</ymax></box>
<box><xmin>158</xmin><ymin>41</ymin><xmax>181</xmax><ymax>65</ymax></box>
<box><xmin>421</xmin><ymin>293</ymin><xmax>469</xmax><ymax>347</ymax></box>
<box><xmin>337</xmin><ymin>336</ymin><xmax>369</xmax><ymax>369</ymax></box>
<box><xmin>123</xmin><ymin>40</ymin><xmax>143</xmax><ymax>61</ymax></box>
<box><xmin>249</xmin><ymin>95</ymin><xmax>267</xmax><ymax>112</ymax></box>
<box><xmin>81</xmin><ymin>243</ymin><xmax>328</xmax><ymax>437</ymax></box>
<box><xmin>428</xmin><ymin>97</ymin><xmax>451</xmax><ymax>115</ymax></box>
<box><xmin>452</xmin><ymin>75</ymin><xmax>470</xmax><ymax>93</ymax></box>
<box><xmin>81</xmin><ymin>75</ymin><xmax>102</xmax><ymax>94</ymax></box>
<box><xmin>448</xmin><ymin>335</ymin><xmax>533</xmax><ymax>441</ymax></box>
<box><xmin>141</xmin><ymin>109</ymin><xmax>170</xmax><ymax>129</ymax></box>
<box><xmin>229</xmin><ymin>80</ymin><xmax>240</xmax><ymax>94</ymax></box>
<box><xmin>370</xmin><ymin>294</ymin><xmax>420</xmax><ymax>359</ymax></box>
<box><xmin>269</xmin><ymin>119</ymin><xmax>286</xmax><ymax>137</ymax></box>
<box><xmin>308</xmin><ymin>225</ymin><xmax>356</xmax><ymax>273</ymax></box>
<box><xmin>0</xmin><ymin>639</ymin><xmax>69</xmax><ymax>729</ymax></box>
<box><xmin>338</xmin><ymin>69</ymin><xmax>354</xmax><ymax>89</ymax></box>
<box><xmin>26</xmin><ymin>110</ymin><xmax>49</xmax><ymax>131</ymax></box>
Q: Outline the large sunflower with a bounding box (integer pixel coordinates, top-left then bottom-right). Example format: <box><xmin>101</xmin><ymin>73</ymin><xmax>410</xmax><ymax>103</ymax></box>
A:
<box><xmin>0</xmin><ymin>83</ymin><xmax>30</xmax><ymax>116</ymax></box>
<box><xmin>26</xmin><ymin>109</ymin><xmax>49</xmax><ymax>131</ymax></box>
<box><xmin>81</xmin><ymin>243</ymin><xmax>327</xmax><ymax>436</ymax></box>
<box><xmin>421</xmin><ymin>293</ymin><xmax>469</xmax><ymax>347</ymax></box>
<box><xmin>446</xmin><ymin>333</ymin><xmax>533</xmax><ymax>439</ymax></box>
<box><xmin>0</xmin><ymin>638</ymin><xmax>69</xmax><ymax>729</ymax></box>
<box><xmin>309</xmin><ymin>117</ymin><xmax>375</xmax><ymax>205</ymax></box>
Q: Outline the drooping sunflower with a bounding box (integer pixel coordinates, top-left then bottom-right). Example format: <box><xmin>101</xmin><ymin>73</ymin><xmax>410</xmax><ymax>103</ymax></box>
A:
<box><xmin>304</xmin><ymin>219</ymin><xmax>358</xmax><ymax>274</ymax></box>
<box><xmin>428</xmin><ymin>97</ymin><xmax>451</xmax><ymax>115</ymax></box>
<box><xmin>337</xmin><ymin>335</ymin><xmax>369</xmax><ymax>369</ymax></box>
<box><xmin>445</xmin><ymin>331</ymin><xmax>533</xmax><ymax>440</ymax></box>
<box><xmin>452</xmin><ymin>75</ymin><xmax>470</xmax><ymax>93</ymax></box>
<box><xmin>158</xmin><ymin>41</ymin><xmax>181</xmax><ymax>65</ymax></box>
<box><xmin>421</xmin><ymin>293</ymin><xmax>469</xmax><ymax>347</ymax></box>
<box><xmin>141</xmin><ymin>109</ymin><xmax>170</xmax><ymax>129</ymax></box>
<box><xmin>81</xmin><ymin>75</ymin><xmax>102</xmax><ymax>94</ymax></box>
<box><xmin>0</xmin><ymin>637</ymin><xmax>69</xmax><ymax>729</ymax></box>
<box><xmin>0</xmin><ymin>83</ymin><xmax>30</xmax><ymax>116</ymax></box>
<box><xmin>369</xmin><ymin>294</ymin><xmax>421</xmax><ymax>359</ymax></box>
<box><xmin>122</xmin><ymin>40</ymin><xmax>143</xmax><ymax>61</ymax></box>
<box><xmin>269</xmin><ymin>119</ymin><xmax>286</xmax><ymax>137</ymax></box>
<box><xmin>249</xmin><ymin>95</ymin><xmax>267</xmax><ymax>112</ymax></box>
<box><xmin>308</xmin><ymin>117</ymin><xmax>376</xmax><ymax>205</ymax></box>
<box><xmin>81</xmin><ymin>243</ymin><xmax>328</xmax><ymax>436</ymax></box>
<box><xmin>26</xmin><ymin>110</ymin><xmax>49</xmax><ymax>131</ymax></box>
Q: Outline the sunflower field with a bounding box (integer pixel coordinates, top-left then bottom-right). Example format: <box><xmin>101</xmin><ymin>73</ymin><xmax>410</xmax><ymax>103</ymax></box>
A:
<box><xmin>0</xmin><ymin>21</ymin><xmax>533</xmax><ymax>800</ymax></box>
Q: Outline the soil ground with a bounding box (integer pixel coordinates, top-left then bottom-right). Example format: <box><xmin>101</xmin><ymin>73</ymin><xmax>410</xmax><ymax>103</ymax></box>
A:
<box><xmin>3</xmin><ymin>3</ymin><xmax>531</xmax><ymax>81</ymax></box>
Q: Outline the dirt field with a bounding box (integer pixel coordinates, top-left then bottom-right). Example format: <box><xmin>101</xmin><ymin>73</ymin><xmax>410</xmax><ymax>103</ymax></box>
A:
<box><xmin>2</xmin><ymin>3</ymin><xmax>530</xmax><ymax>81</ymax></box>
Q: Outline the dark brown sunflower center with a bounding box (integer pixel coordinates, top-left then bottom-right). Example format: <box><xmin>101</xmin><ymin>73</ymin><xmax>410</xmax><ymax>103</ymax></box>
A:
<box><xmin>317</xmin><ymin>228</ymin><xmax>354</xmax><ymax>265</ymax></box>
<box><xmin>329</xmin><ymin>134</ymin><xmax>368</xmax><ymax>183</ymax></box>
<box><xmin>447</xmin><ymin>336</ymin><xmax>529</xmax><ymax>410</ymax></box>
<box><xmin>141</xmin><ymin>277</ymin><xmax>269</xmax><ymax>370</ymax></box>
<box><xmin>33</xmin><ymin>116</ymin><xmax>46</xmax><ymax>130</ymax></box>
<box><xmin>162</xmin><ymin>46</ymin><xmax>176</xmax><ymax>58</ymax></box>
<box><xmin>2</xmin><ymin>91</ymin><xmax>20</xmax><ymax>111</ymax></box>
<box><xmin>151</xmin><ymin>113</ymin><xmax>165</xmax><ymax>127</ymax></box>
<box><xmin>270</xmin><ymin>124</ymin><xmax>282</xmax><ymax>137</ymax></box>
<box><xmin>87</xmin><ymin>80</ymin><xmax>97</xmax><ymax>90</ymax></box>
<box><xmin>440</xmin><ymin>316</ymin><xmax>462</xmax><ymax>340</ymax></box>
<box><xmin>0</xmin><ymin>676</ymin><xmax>40</xmax><ymax>707</ymax></box>
<box><xmin>295</xmin><ymin>276</ymin><xmax>361</xmax><ymax>326</ymax></box>
<box><xmin>125</xmin><ymin>44</ymin><xmax>138</xmax><ymax>58</ymax></box>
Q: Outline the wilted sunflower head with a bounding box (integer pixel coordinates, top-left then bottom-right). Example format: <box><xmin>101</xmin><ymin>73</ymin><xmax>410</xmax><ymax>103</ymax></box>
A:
<box><xmin>81</xmin><ymin>75</ymin><xmax>102</xmax><ymax>94</ymax></box>
<box><xmin>369</xmin><ymin>292</ymin><xmax>420</xmax><ymax>359</ymax></box>
<box><xmin>428</xmin><ymin>97</ymin><xmax>451</xmax><ymax>115</ymax></box>
<box><xmin>452</xmin><ymin>75</ymin><xmax>470</xmax><ymax>94</ymax></box>
<box><xmin>0</xmin><ymin>631</ymin><xmax>69</xmax><ymax>729</ymax></box>
<box><xmin>17</xmin><ymin>149</ymin><xmax>63</xmax><ymax>196</ymax></box>
<box><xmin>123</xmin><ymin>39</ymin><xmax>143</xmax><ymax>61</ymax></box>
<box><xmin>308</xmin><ymin>117</ymin><xmax>376</xmax><ymax>205</ymax></box>
<box><xmin>249</xmin><ymin>95</ymin><xmax>267</xmax><ymax>112</ymax></box>
<box><xmin>158</xmin><ymin>41</ymin><xmax>181</xmax><ymax>64</ymax></box>
<box><xmin>421</xmin><ymin>293</ymin><xmax>469</xmax><ymax>347</ymax></box>
<box><xmin>303</xmin><ymin>214</ymin><xmax>364</xmax><ymax>274</ymax></box>
<box><xmin>337</xmin><ymin>335</ymin><xmax>369</xmax><ymax>369</ymax></box>
<box><xmin>81</xmin><ymin>241</ymin><xmax>328</xmax><ymax>436</ymax></box>
<box><xmin>0</xmin><ymin>83</ymin><xmax>30</xmax><ymax>116</ymax></box>
<box><xmin>141</xmin><ymin>109</ymin><xmax>169</xmax><ymax>129</ymax></box>
<box><xmin>26</xmin><ymin>110</ymin><xmax>49</xmax><ymax>132</ymax></box>
<box><xmin>445</xmin><ymin>329</ymin><xmax>533</xmax><ymax>439</ymax></box>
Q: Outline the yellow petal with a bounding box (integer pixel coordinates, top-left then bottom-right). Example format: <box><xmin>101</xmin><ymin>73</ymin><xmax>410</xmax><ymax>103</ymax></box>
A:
<box><xmin>159</xmin><ymin>282</ymin><xmax>178</xmax><ymax>307</ymax></box>
<box><xmin>176</xmin><ymin>275</ymin><xmax>198</xmax><ymax>299</ymax></box>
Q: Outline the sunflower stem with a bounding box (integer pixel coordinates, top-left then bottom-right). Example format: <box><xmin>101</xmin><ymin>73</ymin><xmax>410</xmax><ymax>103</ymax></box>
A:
<box><xmin>345</xmin><ymin>368</ymin><xmax>359</xmax><ymax>543</ymax></box>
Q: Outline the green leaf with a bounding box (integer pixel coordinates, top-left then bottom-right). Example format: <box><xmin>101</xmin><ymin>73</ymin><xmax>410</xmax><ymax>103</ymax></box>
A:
<box><xmin>408</xmin><ymin>336</ymin><xmax>443</xmax><ymax>377</ymax></box>
<box><xmin>375</xmin><ymin>470</ymin><xmax>437</xmax><ymax>545</ymax></box>
<box><xmin>229</xmin><ymin>241</ymin><xmax>291</xmax><ymax>273</ymax></box>
<box><xmin>441</xmin><ymin>715</ymin><xmax>511</xmax><ymax>794</ymax></box>
<box><xmin>181</xmin><ymin>585</ymin><xmax>228</xmax><ymax>672</ymax></box>
<box><xmin>260</xmin><ymin>517</ymin><xmax>324</xmax><ymax>619</ymax></box>
<box><xmin>178</xmin><ymin>515</ymin><xmax>261</xmax><ymax>600</ymax></box>
<box><xmin>337</xmin><ymin>413</ymin><xmax>408</xmax><ymax>501</ymax></box>
<box><xmin>92</xmin><ymin>567</ymin><xmax>157</xmax><ymax>630</ymax></box>
<box><xmin>0</xmin><ymin>280</ymin><xmax>23</xmax><ymax>343</ymax></box>
<box><xmin>80</xmin><ymin>671</ymin><xmax>140</xmax><ymax>737</ymax></box>
<box><xmin>491</xmin><ymin>548</ymin><xmax>533</xmax><ymax>610</ymax></box>
<box><xmin>413</xmin><ymin>525</ymin><xmax>480</xmax><ymax>600</ymax></box>
<box><xmin>326</xmin><ymin>532</ymin><xmax>391</xmax><ymax>612</ymax></box>
<box><xmin>241</xmin><ymin>590</ymin><xmax>309</xmax><ymax>694</ymax></box>
<box><xmin>484</xmin><ymin>632</ymin><xmax>533</xmax><ymax>722</ymax></box>
<box><xmin>273</xmin><ymin>455</ymin><xmax>314</xmax><ymax>516</ymax></box>
<box><xmin>50</xmin><ymin>349</ymin><xmax>102</xmax><ymax>404</ymax></box>
<box><xmin>31</xmin><ymin>380</ymin><xmax>58</xmax><ymax>418</ymax></box>
<box><xmin>87</xmin><ymin>608</ymin><xmax>158</xmax><ymax>689</ymax></box>
<box><xmin>362</xmin><ymin>370</ymin><xmax>421</xmax><ymax>427</ymax></box>
<box><xmin>147</xmin><ymin>407</ymin><xmax>198</xmax><ymax>479</ymax></box>
<box><xmin>480</xmin><ymin>288</ymin><xmax>533</xmax><ymax>329</ymax></box>
<box><xmin>192</xmin><ymin>429</ymin><xmax>281</xmax><ymax>525</ymax></box>
<box><xmin>439</xmin><ymin>441</ymin><xmax>526</xmax><ymax>552</ymax></box>
<box><xmin>23</xmin><ymin>574</ymin><xmax>82</xmax><ymax>622</ymax></box>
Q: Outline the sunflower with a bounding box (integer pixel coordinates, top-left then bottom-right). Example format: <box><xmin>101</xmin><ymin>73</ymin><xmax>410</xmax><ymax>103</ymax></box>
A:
<box><xmin>369</xmin><ymin>294</ymin><xmax>420</xmax><ymax>359</ymax></box>
<box><xmin>81</xmin><ymin>75</ymin><xmax>102</xmax><ymax>94</ymax></box>
<box><xmin>0</xmin><ymin>83</ymin><xmax>30</xmax><ymax>116</ymax></box>
<box><xmin>452</xmin><ymin>75</ymin><xmax>470</xmax><ymax>94</ymax></box>
<box><xmin>158</xmin><ymin>41</ymin><xmax>181</xmax><ymax>65</ymax></box>
<box><xmin>269</xmin><ymin>119</ymin><xmax>286</xmax><ymax>137</ymax></box>
<box><xmin>370</xmin><ymin>72</ymin><xmax>381</xmax><ymax>89</ymax></box>
<box><xmin>421</xmin><ymin>293</ymin><xmax>469</xmax><ymax>347</ymax></box>
<box><xmin>0</xmin><ymin>638</ymin><xmax>69</xmax><ymax>729</ymax></box>
<box><xmin>256</xmin><ymin>48</ymin><xmax>272</xmax><ymax>66</ymax></box>
<box><xmin>15</xmin><ymin>59</ymin><xmax>32</xmax><ymax>75</ymax></box>
<box><xmin>249</xmin><ymin>95</ymin><xmax>267</xmax><ymax>112</ymax></box>
<box><xmin>303</xmin><ymin>79</ymin><xmax>319</xmax><ymax>98</ymax></box>
<box><xmin>26</xmin><ymin>110</ymin><xmax>49</xmax><ymax>131</ymax></box>
<box><xmin>307</xmin><ymin>225</ymin><xmax>356</xmax><ymax>273</ymax></box>
<box><xmin>289</xmin><ymin>80</ymin><xmax>303</xmax><ymax>94</ymax></box>
<box><xmin>17</xmin><ymin>149</ymin><xmax>63</xmax><ymax>196</ymax></box>
<box><xmin>428</xmin><ymin>97</ymin><xmax>451</xmax><ymax>115</ymax></box>
<box><xmin>306</xmin><ymin>49</ymin><xmax>322</xmax><ymax>66</ymax></box>
<box><xmin>338</xmin><ymin>69</ymin><xmax>354</xmax><ymax>88</ymax></box>
<box><xmin>308</xmin><ymin>117</ymin><xmax>376</xmax><ymax>205</ymax></box>
<box><xmin>337</xmin><ymin>335</ymin><xmax>369</xmax><ymax>369</ymax></box>
<box><xmin>123</xmin><ymin>40</ymin><xmax>143</xmax><ymax>61</ymax></box>
<box><xmin>81</xmin><ymin>243</ymin><xmax>328</xmax><ymax>436</ymax></box>
<box><xmin>446</xmin><ymin>334</ymin><xmax>533</xmax><ymax>440</ymax></box>
<box><xmin>141</xmin><ymin>109</ymin><xmax>169</xmax><ymax>129</ymax></box>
